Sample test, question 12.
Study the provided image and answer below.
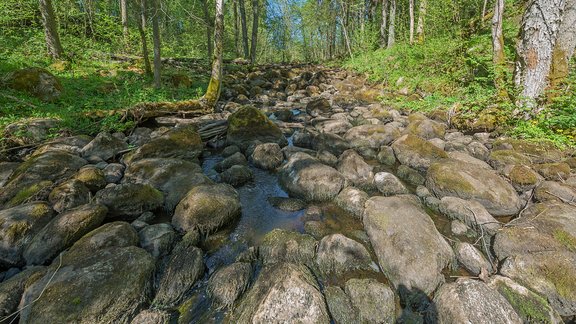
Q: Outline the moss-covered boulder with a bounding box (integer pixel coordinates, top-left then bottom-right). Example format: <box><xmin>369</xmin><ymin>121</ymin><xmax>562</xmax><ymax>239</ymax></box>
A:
<box><xmin>172</xmin><ymin>183</ymin><xmax>241</xmax><ymax>234</ymax></box>
<box><xmin>492</xmin><ymin>139</ymin><xmax>564</xmax><ymax>164</ymax></box>
<box><xmin>80</xmin><ymin>132</ymin><xmax>128</xmax><ymax>161</ymax></box>
<box><xmin>0</xmin><ymin>151</ymin><xmax>87</xmax><ymax>208</ymax></box>
<box><xmin>23</xmin><ymin>203</ymin><xmax>107</xmax><ymax>266</ymax></box>
<box><xmin>426</xmin><ymin>159</ymin><xmax>522</xmax><ymax>216</ymax></box>
<box><xmin>392</xmin><ymin>134</ymin><xmax>448</xmax><ymax>172</ymax></box>
<box><xmin>488</xmin><ymin>150</ymin><xmax>532</xmax><ymax>171</ymax></box>
<box><xmin>251</xmin><ymin>143</ymin><xmax>283</xmax><ymax>170</ymax></box>
<box><xmin>534</xmin><ymin>181</ymin><xmax>576</xmax><ymax>203</ymax></box>
<box><xmin>306</xmin><ymin>97</ymin><xmax>331</xmax><ymax>117</ymax></box>
<box><xmin>439</xmin><ymin>196</ymin><xmax>501</xmax><ymax>235</ymax></box>
<box><xmin>334</xmin><ymin>187</ymin><xmax>369</xmax><ymax>219</ymax></box>
<box><xmin>344</xmin><ymin>124</ymin><xmax>401</xmax><ymax>149</ymax></box>
<box><xmin>336</xmin><ymin>149</ymin><xmax>375</xmax><ymax>189</ymax></box>
<box><xmin>0</xmin><ymin>266</ymin><xmax>46</xmax><ymax>317</ymax></box>
<box><xmin>123</xmin><ymin>125</ymin><xmax>203</xmax><ymax>164</ymax></box>
<box><xmin>230</xmin><ymin>262</ymin><xmax>330</xmax><ymax>323</ymax></box>
<box><xmin>48</xmin><ymin>179</ymin><xmax>90</xmax><ymax>213</ymax></box>
<box><xmin>94</xmin><ymin>183</ymin><xmax>163</xmax><ymax>219</ymax></box>
<box><xmin>123</xmin><ymin>158</ymin><xmax>210</xmax><ymax>211</ymax></box>
<box><xmin>316</xmin><ymin>234</ymin><xmax>375</xmax><ymax>275</ymax></box>
<box><xmin>345</xmin><ymin>278</ymin><xmax>396</xmax><ymax>324</ymax></box>
<box><xmin>220</xmin><ymin>165</ymin><xmax>254</xmax><ymax>187</ymax></box>
<box><xmin>363</xmin><ymin>195</ymin><xmax>453</xmax><ymax>295</ymax></box>
<box><xmin>226</xmin><ymin>106</ymin><xmax>287</xmax><ymax>150</ymax></box>
<box><xmin>259</xmin><ymin>229</ymin><xmax>317</xmax><ymax>265</ymax></box>
<box><xmin>138</xmin><ymin>223</ymin><xmax>176</xmax><ymax>259</ymax></box>
<box><xmin>3</xmin><ymin>118</ymin><xmax>61</xmax><ymax>147</ymax></box>
<box><xmin>207</xmin><ymin>262</ymin><xmax>252</xmax><ymax>308</ymax></box>
<box><xmin>0</xmin><ymin>202</ymin><xmax>55</xmax><ymax>267</ymax></box>
<box><xmin>3</xmin><ymin>67</ymin><xmax>63</xmax><ymax>101</ymax></box>
<box><xmin>532</xmin><ymin>162</ymin><xmax>571</xmax><ymax>181</ymax></box>
<box><xmin>405</xmin><ymin>118</ymin><xmax>446</xmax><ymax>140</ymax></box>
<box><xmin>19</xmin><ymin>246</ymin><xmax>155</xmax><ymax>323</ymax></box>
<box><xmin>74</xmin><ymin>166</ymin><xmax>107</xmax><ymax>192</ymax></box>
<box><xmin>508</xmin><ymin>165</ymin><xmax>542</xmax><ymax>192</ymax></box>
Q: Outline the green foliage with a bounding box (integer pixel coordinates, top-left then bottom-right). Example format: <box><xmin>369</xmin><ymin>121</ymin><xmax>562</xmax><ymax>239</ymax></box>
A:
<box><xmin>498</xmin><ymin>284</ymin><xmax>552</xmax><ymax>323</ymax></box>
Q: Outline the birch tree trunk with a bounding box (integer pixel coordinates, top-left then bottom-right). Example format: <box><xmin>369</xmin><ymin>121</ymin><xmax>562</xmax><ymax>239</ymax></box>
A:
<box><xmin>409</xmin><ymin>0</ymin><xmax>414</xmax><ymax>44</ymax></box>
<box><xmin>250</xmin><ymin>0</ymin><xmax>260</xmax><ymax>63</ymax></box>
<box><xmin>239</xmin><ymin>0</ymin><xmax>249</xmax><ymax>58</ymax></box>
<box><xmin>204</xmin><ymin>0</ymin><xmax>224</xmax><ymax>109</ymax></box>
<box><xmin>416</xmin><ymin>0</ymin><xmax>426</xmax><ymax>43</ymax></box>
<box><xmin>492</xmin><ymin>0</ymin><xmax>504</xmax><ymax>65</ymax></box>
<box><xmin>387</xmin><ymin>0</ymin><xmax>396</xmax><ymax>48</ymax></box>
<box><xmin>151</xmin><ymin>0</ymin><xmax>161</xmax><ymax>88</ymax></box>
<box><xmin>121</xmin><ymin>0</ymin><xmax>129</xmax><ymax>41</ymax></box>
<box><xmin>39</xmin><ymin>0</ymin><xmax>64</xmax><ymax>58</ymax></box>
<box><xmin>135</xmin><ymin>0</ymin><xmax>152</xmax><ymax>75</ymax></box>
<box><xmin>549</xmin><ymin>0</ymin><xmax>576</xmax><ymax>87</ymax></box>
<box><xmin>514</xmin><ymin>0</ymin><xmax>565</xmax><ymax>106</ymax></box>
<box><xmin>201</xmin><ymin>0</ymin><xmax>213</xmax><ymax>61</ymax></box>
<box><xmin>380</xmin><ymin>0</ymin><xmax>388</xmax><ymax>47</ymax></box>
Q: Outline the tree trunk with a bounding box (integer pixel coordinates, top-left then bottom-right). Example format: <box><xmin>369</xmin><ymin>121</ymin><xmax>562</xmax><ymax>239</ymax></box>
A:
<box><xmin>409</xmin><ymin>0</ymin><xmax>414</xmax><ymax>44</ymax></box>
<box><xmin>492</xmin><ymin>0</ymin><xmax>506</xmax><ymax>96</ymax></box>
<box><xmin>380</xmin><ymin>0</ymin><xmax>388</xmax><ymax>47</ymax></box>
<box><xmin>481</xmin><ymin>0</ymin><xmax>489</xmax><ymax>24</ymax></box>
<box><xmin>514</xmin><ymin>0</ymin><xmax>565</xmax><ymax>106</ymax></box>
<box><xmin>201</xmin><ymin>0</ymin><xmax>213</xmax><ymax>61</ymax></box>
<box><xmin>203</xmin><ymin>0</ymin><xmax>224</xmax><ymax>109</ymax></box>
<box><xmin>239</xmin><ymin>0</ymin><xmax>249</xmax><ymax>58</ymax></box>
<box><xmin>234</xmin><ymin>0</ymin><xmax>240</xmax><ymax>57</ymax></box>
<box><xmin>387</xmin><ymin>0</ymin><xmax>396</xmax><ymax>48</ymax></box>
<box><xmin>549</xmin><ymin>0</ymin><xmax>576</xmax><ymax>88</ymax></box>
<box><xmin>39</xmin><ymin>0</ymin><xmax>64</xmax><ymax>58</ymax></box>
<box><xmin>416</xmin><ymin>0</ymin><xmax>426</xmax><ymax>43</ymax></box>
<box><xmin>121</xmin><ymin>0</ymin><xmax>129</xmax><ymax>41</ymax></box>
<box><xmin>250</xmin><ymin>0</ymin><xmax>260</xmax><ymax>63</ymax></box>
<box><xmin>135</xmin><ymin>0</ymin><xmax>152</xmax><ymax>75</ymax></box>
<box><xmin>151</xmin><ymin>0</ymin><xmax>161</xmax><ymax>88</ymax></box>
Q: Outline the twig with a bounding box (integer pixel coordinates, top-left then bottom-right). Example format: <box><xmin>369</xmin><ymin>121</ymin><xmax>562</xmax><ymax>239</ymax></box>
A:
<box><xmin>464</xmin><ymin>206</ymin><xmax>495</xmax><ymax>270</ymax></box>
<box><xmin>544</xmin><ymin>190</ymin><xmax>576</xmax><ymax>206</ymax></box>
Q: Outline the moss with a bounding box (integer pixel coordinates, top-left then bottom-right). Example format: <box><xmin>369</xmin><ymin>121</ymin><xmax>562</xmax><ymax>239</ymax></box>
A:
<box><xmin>30</xmin><ymin>202</ymin><xmax>52</xmax><ymax>219</ymax></box>
<box><xmin>400</xmin><ymin>134</ymin><xmax>448</xmax><ymax>159</ymax></box>
<box><xmin>489</xmin><ymin>150</ymin><xmax>532</xmax><ymax>166</ymax></box>
<box><xmin>5</xmin><ymin>221</ymin><xmax>32</xmax><ymax>244</ymax></box>
<box><xmin>541</xmin><ymin>262</ymin><xmax>576</xmax><ymax>300</ymax></box>
<box><xmin>553</xmin><ymin>230</ymin><xmax>576</xmax><ymax>253</ymax></box>
<box><xmin>428</xmin><ymin>163</ymin><xmax>475</xmax><ymax>193</ymax></box>
<box><xmin>497</xmin><ymin>284</ymin><xmax>552</xmax><ymax>323</ymax></box>
<box><xmin>509</xmin><ymin>165</ymin><xmax>538</xmax><ymax>185</ymax></box>
<box><xmin>7</xmin><ymin>181</ymin><xmax>52</xmax><ymax>207</ymax></box>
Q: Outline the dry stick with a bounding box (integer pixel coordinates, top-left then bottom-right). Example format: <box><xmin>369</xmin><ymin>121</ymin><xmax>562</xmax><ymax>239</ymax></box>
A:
<box><xmin>464</xmin><ymin>206</ymin><xmax>495</xmax><ymax>270</ymax></box>
<box><xmin>1</xmin><ymin>253</ymin><xmax>64</xmax><ymax>323</ymax></box>
<box><xmin>544</xmin><ymin>190</ymin><xmax>576</xmax><ymax>206</ymax></box>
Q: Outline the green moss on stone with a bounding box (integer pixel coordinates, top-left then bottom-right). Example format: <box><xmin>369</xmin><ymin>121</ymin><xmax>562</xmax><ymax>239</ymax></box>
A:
<box><xmin>553</xmin><ymin>230</ymin><xmax>576</xmax><ymax>253</ymax></box>
<box><xmin>7</xmin><ymin>181</ymin><xmax>52</xmax><ymax>207</ymax></box>
<box><xmin>509</xmin><ymin>165</ymin><xmax>538</xmax><ymax>185</ymax></box>
<box><xmin>497</xmin><ymin>284</ymin><xmax>552</xmax><ymax>323</ymax></box>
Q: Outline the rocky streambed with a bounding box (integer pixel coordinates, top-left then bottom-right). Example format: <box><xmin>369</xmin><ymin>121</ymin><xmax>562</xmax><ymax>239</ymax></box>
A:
<box><xmin>0</xmin><ymin>64</ymin><xmax>575</xmax><ymax>323</ymax></box>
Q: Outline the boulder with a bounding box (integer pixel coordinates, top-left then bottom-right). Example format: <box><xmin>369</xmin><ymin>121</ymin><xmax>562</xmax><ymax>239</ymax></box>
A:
<box><xmin>377</xmin><ymin>146</ymin><xmax>397</xmax><ymax>166</ymax></box>
<box><xmin>311</xmin><ymin>132</ymin><xmax>350</xmax><ymax>156</ymax></box>
<box><xmin>405</xmin><ymin>118</ymin><xmax>446</xmax><ymax>140</ymax></box>
<box><xmin>138</xmin><ymin>223</ymin><xmax>176</xmax><ymax>259</ymax></box>
<box><xmin>221</xmin><ymin>165</ymin><xmax>254</xmax><ymax>187</ymax></box>
<box><xmin>23</xmin><ymin>203</ymin><xmax>108</xmax><ymax>265</ymax></box>
<box><xmin>345</xmin><ymin>278</ymin><xmax>395</xmax><ymax>324</ymax></box>
<box><xmin>334</xmin><ymin>187</ymin><xmax>369</xmax><ymax>219</ymax></box>
<box><xmin>454</xmin><ymin>242</ymin><xmax>493</xmax><ymax>276</ymax></box>
<box><xmin>336</xmin><ymin>149</ymin><xmax>374</xmax><ymax>189</ymax></box>
<box><xmin>374</xmin><ymin>172</ymin><xmax>409</xmax><ymax>196</ymax></box>
<box><xmin>259</xmin><ymin>229</ymin><xmax>317</xmax><ymax>265</ymax></box>
<box><xmin>251</xmin><ymin>143</ymin><xmax>284</xmax><ymax>170</ymax></box>
<box><xmin>507</xmin><ymin>165</ymin><xmax>542</xmax><ymax>192</ymax></box>
<box><xmin>324</xmin><ymin>286</ymin><xmax>357</xmax><ymax>324</ymax></box>
<box><xmin>534</xmin><ymin>180</ymin><xmax>576</xmax><ymax>203</ymax></box>
<box><xmin>130</xmin><ymin>310</ymin><xmax>171</xmax><ymax>324</ymax></box>
<box><xmin>488</xmin><ymin>150</ymin><xmax>532</xmax><ymax>171</ymax></box>
<box><xmin>172</xmin><ymin>184</ymin><xmax>241</xmax><ymax>234</ymax></box>
<box><xmin>532</xmin><ymin>162</ymin><xmax>571</xmax><ymax>181</ymax></box>
<box><xmin>226</xmin><ymin>106</ymin><xmax>287</xmax><ymax>150</ymax></box>
<box><xmin>363</xmin><ymin>195</ymin><xmax>453</xmax><ymax>295</ymax></box>
<box><xmin>0</xmin><ymin>202</ymin><xmax>55</xmax><ymax>267</ymax></box>
<box><xmin>267</xmin><ymin>197</ymin><xmax>306</xmax><ymax>212</ymax></box>
<box><xmin>316</xmin><ymin>234</ymin><xmax>375</xmax><ymax>275</ymax></box>
<box><xmin>215</xmin><ymin>152</ymin><xmax>248</xmax><ymax>172</ymax></box>
<box><xmin>19</xmin><ymin>246</ymin><xmax>155</xmax><ymax>323</ymax></box>
<box><xmin>0</xmin><ymin>266</ymin><xmax>46</xmax><ymax>317</ymax></box>
<box><xmin>48</xmin><ymin>179</ymin><xmax>90</xmax><ymax>213</ymax></box>
<box><xmin>426</xmin><ymin>159</ymin><xmax>522</xmax><ymax>216</ymax></box>
<box><xmin>73</xmin><ymin>166</ymin><xmax>107</xmax><ymax>192</ymax></box>
<box><xmin>95</xmin><ymin>183</ymin><xmax>163</xmax><ymax>219</ymax></box>
<box><xmin>313</xmin><ymin>119</ymin><xmax>352</xmax><ymax>134</ymax></box>
<box><xmin>439</xmin><ymin>197</ymin><xmax>501</xmax><ymax>235</ymax></box>
<box><xmin>230</xmin><ymin>262</ymin><xmax>330</xmax><ymax>323</ymax></box>
<box><xmin>3</xmin><ymin>118</ymin><xmax>61</xmax><ymax>147</ymax></box>
<box><xmin>279</xmin><ymin>152</ymin><xmax>345</xmax><ymax>202</ymax></box>
<box><xmin>3</xmin><ymin>67</ymin><xmax>62</xmax><ymax>101</ymax></box>
<box><xmin>207</xmin><ymin>262</ymin><xmax>252</xmax><ymax>308</ymax></box>
<box><xmin>103</xmin><ymin>163</ymin><xmax>125</xmax><ymax>183</ymax></box>
<box><xmin>433</xmin><ymin>279</ymin><xmax>522</xmax><ymax>323</ymax></box>
<box><xmin>81</xmin><ymin>132</ymin><xmax>128</xmax><ymax>161</ymax></box>
<box><xmin>306</xmin><ymin>97</ymin><xmax>331</xmax><ymax>117</ymax></box>
<box><xmin>123</xmin><ymin>126</ymin><xmax>203</xmax><ymax>163</ymax></box>
<box><xmin>344</xmin><ymin>124</ymin><xmax>401</xmax><ymax>149</ymax></box>
<box><xmin>392</xmin><ymin>134</ymin><xmax>448</xmax><ymax>172</ymax></box>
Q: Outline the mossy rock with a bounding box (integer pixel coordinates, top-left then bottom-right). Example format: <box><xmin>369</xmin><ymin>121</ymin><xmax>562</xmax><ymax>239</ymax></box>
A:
<box><xmin>532</xmin><ymin>162</ymin><xmax>571</xmax><ymax>181</ymax></box>
<box><xmin>259</xmin><ymin>229</ymin><xmax>317</xmax><ymax>265</ymax></box>
<box><xmin>3</xmin><ymin>67</ymin><xmax>63</xmax><ymax>101</ymax></box>
<box><xmin>74</xmin><ymin>167</ymin><xmax>107</xmax><ymax>192</ymax></box>
<box><xmin>2</xmin><ymin>118</ymin><xmax>61</xmax><ymax>147</ymax></box>
<box><xmin>226</xmin><ymin>105</ymin><xmax>287</xmax><ymax>150</ymax></box>
<box><xmin>508</xmin><ymin>165</ymin><xmax>541</xmax><ymax>191</ymax></box>
<box><xmin>488</xmin><ymin>150</ymin><xmax>532</xmax><ymax>170</ymax></box>
<box><xmin>492</xmin><ymin>139</ymin><xmax>564</xmax><ymax>163</ymax></box>
<box><xmin>94</xmin><ymin>183</ymin><xmax>163</xmax><ymax>219</ymax></box>
<box><xmin>6</xmin><ymin>180</ymin><xmax>53</xmax><ymax>208</ymax></box>
<box><xmin>392</xmin><ymin>134</ymin><xmax>448</xmax><ymax>172</ymax></box>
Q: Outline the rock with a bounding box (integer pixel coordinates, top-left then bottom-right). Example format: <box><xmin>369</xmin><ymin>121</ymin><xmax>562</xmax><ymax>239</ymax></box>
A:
<box><xmin>344</xmin><ymin>124</ymin><xmax>401</xmax><ymax>149</ymax></box>
<box><xmin>74</xmin><ymin>166</ymin><xmax>107</xmax><ymax>191</ymax></box>
<box><xmin>306</xmin><ymin>97</ymin><xmax>331</xmax><ymax>117</ymax></box>
<box><xmin>433</xmin><ymin>279</ymin><xmax>522</xmax><ymax>323</ymax></box>
<box><xmin>0</xmin><ymin>202</ymin><xmax>55</xmax><ymax>267</ymax></box>
<box><xmin>508</xmin><ymin>165</ymin><xmax>542</xmax><ymax>192</ymax></box>
<box><xmin>226</xmin><ymin>106</ymin><xmax>287</xmax><ymax>150</ymax></box>
<box><xmin>32</xmin><ymin>135</ymin><xmax>92</xmax><ymax>156</ymax></box>
<box><xmin>363</xmin><ymin>195</ymin><xmax>453</xmax><ymax>295</ymax></box>
<box><xmin>396</xmin><ymin>165</ymin><xmax>426</xmax><ymax>186</ymax></box>
<box><xmin>130</xmin><ymin>309</ymin><xmax>171</xmax><ymax>324</ymax></box>
<box><xmin>221</xmin><ymin>165</ymin><xmax>254</xmax><ymax>186</ymax></box>
<box><xmin>447</xmin><ymin>151</ymin><xmax>491</xmax><ymax>169</ymax></box>
<box><xmin>451</xmin><ymin>220</ymin><xmax>470</xmax><ymax>236</ymax></box>
<box><xmin>488</xmin><ymin>275</ymin><xmax>563</xmax><ymax>324</ymax></box>
<box><xmin>267</xmin><ymin>197</ymin><xmax>306</xmax><ymax>211</ymax></box>
<box><xmin>492</xmin><ymin>139</ymin><xmax>564</xmax><ymax>164</ymax></box>
<box><xmin>377</xmin><ymin>146</ymin><xmax>397</xmax><ymax>166</ymax></box>
<box><xmin>392</xmin><ymin>134</ymin><xmax>448</xmax><ymax>172</ymax></box>
<box><xmin>138</xmin><ymin>223</ymin><xmax>176</xmax><ymax>259</ymax></box>
<box><xmin>488</xmin><ymin>150</ymin><xmax>532</xmax><ymax>171</ymax></box>
<box><xmin>81</xmin><ymin>132</ymin><xmax>128</xmax><ymax>161</ymax></box>
<box><xmin>153</xmin><ymin>236</ymin><xmax>204</xmax><ymax>308</ymax></box>
<box><xmin>123</xmin><ymin>126</ymin><xmax>203</xmax><ymax>163</ymax></box>
<box><xmin>251</xmin><ymin>143</ymin><xmax>283</xmax><ymax>170</ymax></box>
<box><xmin>313</xmin><ymin>119</ymin><xmax>352</xmax><ymax>134</ymax></box>
<box><xmin>439</xmin><ymin>197</ymin><xmax>501</xmax><ymax>236</ymax></box>
<box><xmin>123</xmin><ymin>158</ymin><xmax>210</xmax><ymax>211</ymax></box>
<box><xmin>215</xmin><ymin>152</ymin><xmax>248</xmax><ymax>172</ymax></box>
<box><xmin>0</xmin><ymin>162</ymin><xmax>19</xmax><ymax>187</ymax></box>
<box><xmin>230</xmin><ymin>262</ymin><xmax>330</xmax><ymax>323</ymax></box>
<box><xmin>259</xmin><ymin>229</ymin><xmax>317</xmax><ymax>265</ymax></box>
<box><xmin>222</xmin><ymin>145</ymin><xmax>241</xmax><ymax>157</ymax></box>
<box><xmin>23</xmin><ymin>203</ymin><xmax>107</xmax><ymax>265</ymax></box>
<box><xmin>324</xmin><ymin>286</ymin><xmax>356</xmax><ymax>324</ymax></box>
<box><xmin>316</xmin><ymin>234</ymin><xmax>375</xmax><ymax>275</ymax></box>
<box><xmin>0</xmin><ymin>266</ymin><xmax>46</xmax><ymax>317</ymax></box>
<box><xmin>345</xmin><ymin>278</ymin><xmax>395</xmax><ymax>324</ymax></box>
<box><xmin>19</xmin><ymin>246</ymin><xmax>155</xmax><ymax>323</ymax></box>
<box><xmin>279</xmin><ymin>152</ymin><xmax>345</xmax><ymax>202</ymax></box>
<box><xmin>374</xmin><ymin>172</ymin><xmax>409</xmax><ymax>196</ymax></box>
<box><xmin>207</xmin><ymin>262</ymin><xmax>252</xmax><ymax>308</ymax></box>
<box><xmin>454</xmin><ymin>242</ymin><xmax>493</xmax><ymax>275</ymax></box>
<box><xmin>315</xmin><ymin>150</ymin><xmax>337</xmax><ymax>166</ymax></box>
<box><xmin>48</xmin><ymin>179</ymin><xmax>91</xmax><ymax>213</ymax></box>
<box><xmin>337</xmin><ymin>149</ymin><xmax>374</xmax><ymax>189</ymax></box>
<box><xmin>534</xmin><ymin>180</ymin><xmax>576</xmax><ymax>203</ymax></box>
<box><xmin>4</xmin><ymin>67</ymin><xmax>62</xmax><ymax>101</ymax></box>
<box><xmin>312</xmin><ymin>132</ymin><xmax>351</xmax><ymax>156</ymax></box>
<box><xmin>0</xmin><ymin>151</ymin><xmax>87</xmax><ymax>208</ymax></box>
<box><xmin>467</xmin><ymin>141</ymin><xmax>490</xmax><ymax>161</ymax></box>
<box><xmin>428</xmin><ymin>138</ymin><xmax>446</xmax><ymax>150</ymax></box>
<box><xmin>304</xmin><ymin>221</ymin><xmax>329</xmax><ymax>239</ymax></box>
<box><xmin>426</xmin><ymin>159</ymin><xmax>522</xmax><ymax>216</ymax></box>
<box><xmin>103</xmin><ymin>163</ymin><xmax>125</xmax><ymax>183</ymax></box>
<box><xmin>334</xmin><ymin>187</ymin><xmax>368</xmax><ymax>219</ymax></box>
<box><xmin>173</xmin><ymin>184</ymin><xmax>241</xmax><ymax>234</ymax></box>
<box><xmin>405</xmin><ymin>118</ymin><xmax>446</xmax><ymax>139</ymax></box>
<box><xmin>95</xmin><ymin>183</ymin><xmax>163</xmax><ymax>219</ymax></box>
<box><xmin>3</xmin><ymin>118</ymin><xmax>61</xmax><ymax>147</ymax></box>
<box><xmin>533</xmin><ymin>162</ymin><xmax>571</xmax><ymax>181</ymax></box>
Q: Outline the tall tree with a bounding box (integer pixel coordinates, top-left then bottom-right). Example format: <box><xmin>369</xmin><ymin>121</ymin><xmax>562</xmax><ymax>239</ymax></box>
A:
<box><xmin>492</xmin><ymin>0</ymin><xmax>505</xmax><ymax>95</ymax></box>
<box><xmin>134</xmin><ymin>0</ymin><xmax>152</xmax><ymax>75</ymax></box>
<box><xmin>151</xmin><ymin>0</ymin><xmax>161</xmax><ymax>88</ymax></box>
<box><xmin>250</xmin><ymin>0</ymin><xmax>261</xmax><ymax>63</ymax></box>
<box><xmin>201</xmin><ymin>0</ymin><xmax>213</xmax><ymax>60</ymax></box>
<box><xmin>39</xmin><ymin>0</ymin><xmax>64</xmax><ymax>58</ymax></box>
<box><xmin>234</xmin><ymin>0</ymin><xmax>240</xmax><ymax>56</ymax></box>
<box><xmin>514</xmin><ymin>0</ymin><xmax>565</xmax><ymax>106</ymax></box>
<box><xmin>415</xmin><ymin>0</ymin><xmax>426</xmax><ymax>43</ymax></box>
<box><xmin>239</xmin><ymin>0</ymin><xmax>249</xmax><ymax>58</ymax></box>
<box><xmin>380</xmin><ymin>0</ymin><xmax>389</xmax><ymax>46</ymax></box>
<box><xmin>120</xmin><ymin>0</ymin><xmax>129</xmax><ymax>42</ymax></box>
<box><xmin>387</xmin><ymin>0</ymin><xmax>396</xmax><ymax>48</ymax></box>
<box><xmin>549</xmin><ymin>0</ymin><xmax>576</xmax><ymax>88</ymax></box>
<box><xmin>204</xmin><ymin>0</ymin><xmax>224</xmax><ymax>109</ymax></box>
<box><xmin>409</xmin><ymin>0</ymin><xmax>414</xmax><ymax>44</ymax></box>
